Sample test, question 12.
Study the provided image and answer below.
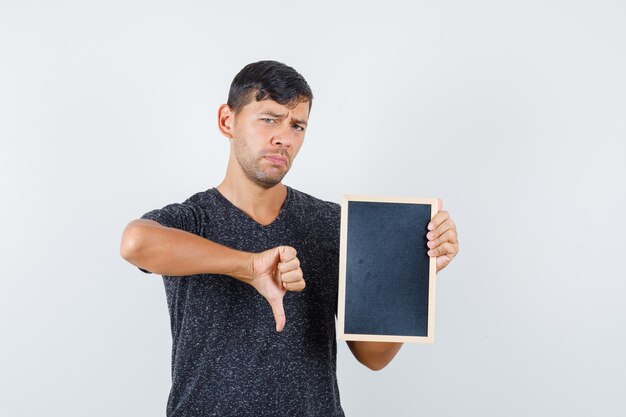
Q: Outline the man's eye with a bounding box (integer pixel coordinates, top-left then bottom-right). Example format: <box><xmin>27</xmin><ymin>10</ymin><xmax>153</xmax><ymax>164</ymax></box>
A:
<box><xmin>293</xmin><ymin>124</ymin><xmax>304</xmax><ymax>132</ymax></box>
<box><xmin>262</xmin><ymin>118</ymin><xmax>276</xmax><ymax>124</ymax></box>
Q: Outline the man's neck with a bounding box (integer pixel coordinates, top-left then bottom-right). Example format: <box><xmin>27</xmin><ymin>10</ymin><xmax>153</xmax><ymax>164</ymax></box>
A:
<box><xmin>216</xmin><ymin>179</ymin><xmax>287</xmax><ymax>226</ymax></box>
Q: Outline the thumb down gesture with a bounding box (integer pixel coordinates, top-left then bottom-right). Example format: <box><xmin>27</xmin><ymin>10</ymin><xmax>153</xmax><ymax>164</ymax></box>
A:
<box><xmin>249</xmin><ymin>246</ymin><xmax>305</xmax><ymax>332</ymax></box>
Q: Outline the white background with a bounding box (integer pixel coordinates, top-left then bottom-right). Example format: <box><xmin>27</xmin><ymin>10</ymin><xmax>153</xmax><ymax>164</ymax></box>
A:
<box><xmin>1</xmin><ymin>1</ymin><xmax>625</xmax><ymax>416</ymax></box>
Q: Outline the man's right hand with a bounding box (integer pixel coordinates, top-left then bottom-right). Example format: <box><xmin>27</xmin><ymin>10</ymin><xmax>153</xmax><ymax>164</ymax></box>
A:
<box><xmin>248</xmin><ymin>246</ymin><xmax>305</xmax><ymax>332</ymax></box>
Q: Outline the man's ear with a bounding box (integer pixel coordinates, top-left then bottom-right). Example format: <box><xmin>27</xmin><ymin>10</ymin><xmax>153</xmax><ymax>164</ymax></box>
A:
<box><xmin>218</xmin><ymin>104</ymin><xmax>235</xmax><ymax>139</ymax></box>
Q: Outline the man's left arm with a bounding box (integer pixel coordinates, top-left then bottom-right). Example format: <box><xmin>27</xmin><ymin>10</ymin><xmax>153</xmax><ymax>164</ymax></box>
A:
<box><xmin>347</xmin><ymin>202</ymin><xmax>459</xmax><ymax>371</ymax></box>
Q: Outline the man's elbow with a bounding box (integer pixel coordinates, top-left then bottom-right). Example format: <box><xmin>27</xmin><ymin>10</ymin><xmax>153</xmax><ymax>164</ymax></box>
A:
<box><xmin>120</xmin><ymin>222</ymin><xmax>145</xmax><ymax>263</ymax></box>
<box><xmin>358</xmin><ymin>357</ymin><xmax>390</xmax><ymax>372</ymax></box>
<box><xmin>348</xmin><ymin>341</ymin><xmax>403</xmax><ymax>371</ymax></box>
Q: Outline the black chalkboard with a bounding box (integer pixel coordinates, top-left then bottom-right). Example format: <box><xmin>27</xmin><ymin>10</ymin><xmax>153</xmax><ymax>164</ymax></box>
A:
<box><xmin>338</xmin><ymin>196</ymin><xmax>437</xmax><ymax>343</ymax></box>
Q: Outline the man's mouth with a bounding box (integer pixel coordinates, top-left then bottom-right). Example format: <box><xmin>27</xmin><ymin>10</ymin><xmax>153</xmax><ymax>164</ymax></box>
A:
<box><xmin>264</xmin><ymin>155</ymin><xmax>288</xmax><ymax>166</ymax></box>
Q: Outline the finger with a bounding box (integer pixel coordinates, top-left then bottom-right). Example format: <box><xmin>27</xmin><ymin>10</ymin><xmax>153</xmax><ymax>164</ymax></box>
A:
<box><xmin>427</xmin><ymin>242</ymin><xmax>457</xmax><ymax>258</ymax></box>
<box><xmin>277</xmin><ymin>256</ymin><xmax>300</xmax><ymax>273</ymax></box>
<box><xmin>268</xmin><ymin>298</ymin><xmax>286</xmax><ymax>332</ymax></box>
<box><xmin>280</xmin><ymin>269</ymin><xmax>303</xmax><ymax>283</ymax></box>
<box><xmin>426</xmin><ymin>218</ymin><xmax>455</xmax><ymax>240</ymax></box>
<box><xmin>283</xmin><ymin>279</ymin><xmax>306</xmax><ymax>292</ymax></box>
<box><xmin>439</xmin><ymin>219</ymin><xmax>457</xmax><ymax>240</ymax></box>
<box><xmin>428</xmin><ymin>210</ymin><xmax>449</xmax><ymax>231</ymax></box>
<box><xmin>427</xmin><ymin>229</ymin><xmax>458</xmax><ymax>249</ymax></box>
<box><xmin>438</xmin><ymin>198</ymin><xmax>443</xmax><ymax>212</ymax></box>
<box><xmin>279</xmin><ymin>246</ymin><xmax>297</xmax><ymax>263</ymax></box>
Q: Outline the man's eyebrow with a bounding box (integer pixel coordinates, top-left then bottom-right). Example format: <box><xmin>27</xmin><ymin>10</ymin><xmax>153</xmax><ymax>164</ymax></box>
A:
<box><xmin>259</xmin><ymin>112</ymin><xmax>308</xmax><ymax>126</ymax></box>
<box><xmin>259</xmin><ymin>111</ymin><xmax>287</xmax><ymax>118</ymax></box>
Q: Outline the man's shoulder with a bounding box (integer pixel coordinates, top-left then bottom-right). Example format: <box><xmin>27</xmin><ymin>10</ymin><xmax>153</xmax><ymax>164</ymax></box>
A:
<box><xmin>141</xmin><ymin>189</ymin><xmax>217</xmax><ymax>220</ymax></box>
<box><xmin>176</xmin><ymin>188</ymin><xmax>219</xmax><ymax>208</ymax></box>
<box><xmin>286</xmin><ymin>187</ymin><xmax>340</xmax><ymax>247</ymax></box>
<box><xmin>288</xmin><ymin>187</ymin><xmax>340</xmax><ymax>214</ymax></box>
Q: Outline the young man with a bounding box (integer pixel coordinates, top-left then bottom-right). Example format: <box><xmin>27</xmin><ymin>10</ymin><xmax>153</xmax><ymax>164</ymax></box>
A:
<box><xmin>120</xmin><ymin>60</ymin><xmax>459</xmax><ymax>416</ymax></box>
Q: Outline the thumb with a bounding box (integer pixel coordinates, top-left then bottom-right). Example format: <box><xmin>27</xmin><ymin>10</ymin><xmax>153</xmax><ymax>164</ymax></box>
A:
<box><xmin>268</xmin><ymin>297</ymin><xmax>286</xmax><ymax>332</ymax></box>
<box><xmin>437</xmin><ymin>198</ymin><xmax>443</xmax><ymax>212</ymax></box>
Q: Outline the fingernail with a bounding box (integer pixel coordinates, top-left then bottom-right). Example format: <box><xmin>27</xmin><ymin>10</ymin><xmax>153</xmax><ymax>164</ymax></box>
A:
<box><xmin>427</xmin><ymin>232</ymin><xmax>433</xmax><ymax>240</ymax></box>
<box><xmin>427</xmin><ymin>250</ymin><xmax>434</xmax><ymax>256</ymax></box>
<box><xmin>428</xmin><ymin>223</ymin><xmax>434</xmax><ymax>230</ymax></box>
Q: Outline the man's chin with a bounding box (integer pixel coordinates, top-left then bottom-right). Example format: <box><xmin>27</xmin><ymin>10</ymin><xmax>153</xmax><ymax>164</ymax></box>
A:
<box><xmin>249</xmin><ymin>173</ymin><xmax>287</xmax><ymax>189</ymax></box>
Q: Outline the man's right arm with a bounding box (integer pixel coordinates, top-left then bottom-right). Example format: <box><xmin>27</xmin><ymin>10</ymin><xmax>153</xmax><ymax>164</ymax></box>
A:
<box><xmin>119</xmin><ymin>219</ymin><xmax>253</xmax><ymax>280</ymax></box>
<box><xmin>119</xmin><ymin>219</ymin><xmax>305</xmax><ymax>331</ymax></box>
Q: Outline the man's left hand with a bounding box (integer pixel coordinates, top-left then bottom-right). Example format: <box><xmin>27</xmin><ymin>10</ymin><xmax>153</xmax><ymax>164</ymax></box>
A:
<box><xmin>426</xmin><ymin>200</ymin><xmax>459</xmax><ymax>272</ymax></box>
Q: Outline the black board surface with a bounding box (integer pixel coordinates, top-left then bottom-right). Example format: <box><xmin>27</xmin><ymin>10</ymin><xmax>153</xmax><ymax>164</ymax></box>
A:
<box><xmin>339</xmin><ymin>197</ymin><xmax>436</xmax><ymax>343</ymax></box>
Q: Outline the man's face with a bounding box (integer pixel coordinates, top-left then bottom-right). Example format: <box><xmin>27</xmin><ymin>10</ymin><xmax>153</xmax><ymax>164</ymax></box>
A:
<box><xmin>230</xmin><ymin>98</ymin><xmax>309</xmax><ymax>188</ymax></box>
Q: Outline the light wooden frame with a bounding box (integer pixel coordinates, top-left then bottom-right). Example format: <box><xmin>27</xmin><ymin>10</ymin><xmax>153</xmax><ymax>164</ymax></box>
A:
<box><xmin>337</xmin><ymin>195</ymin><xmax>438</xmax><ymax>343</ymax></box>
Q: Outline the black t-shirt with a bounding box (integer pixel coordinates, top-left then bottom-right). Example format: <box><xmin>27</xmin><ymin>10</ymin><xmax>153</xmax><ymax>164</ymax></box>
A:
<box><xmin>140</xmin><ymin>186</ymin><xmax>345</xmax><ymax>417</ymax></box>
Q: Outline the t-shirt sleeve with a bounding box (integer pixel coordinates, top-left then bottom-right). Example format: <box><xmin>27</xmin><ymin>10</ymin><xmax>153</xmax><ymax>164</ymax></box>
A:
<box><xmin>137</xmin><ymin>203</ymin><xmax>205</xmax><ymax>274</ymax></box>
<box><xmin>140</xmin><ymin>203</ymin><xmax>203</xmax><ymax>234</ymax></box>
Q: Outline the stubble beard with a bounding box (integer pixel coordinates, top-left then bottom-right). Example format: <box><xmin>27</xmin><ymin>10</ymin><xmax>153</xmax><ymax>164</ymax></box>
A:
<box><xmin>234</xmin><ymin>136</ymin><xmax>291</xmax><ymax>189</ymax></box>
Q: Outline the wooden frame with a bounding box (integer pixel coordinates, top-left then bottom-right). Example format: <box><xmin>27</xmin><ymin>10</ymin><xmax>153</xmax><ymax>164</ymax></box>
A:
<box><xmin>337</xmin><ymin>195</ymin><xmax>438</xmax><ymax>343</ymax></box>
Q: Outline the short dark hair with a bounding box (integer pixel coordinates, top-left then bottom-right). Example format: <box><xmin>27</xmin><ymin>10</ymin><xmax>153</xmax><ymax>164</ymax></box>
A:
<box><xmin>227</xmin><ymin>60</ymin><xmax>313</xmax><ymax>114</ymax></box>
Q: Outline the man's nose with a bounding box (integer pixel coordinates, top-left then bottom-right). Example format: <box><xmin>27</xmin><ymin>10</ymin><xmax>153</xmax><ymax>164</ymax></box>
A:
<box><xmin>271</xmin><ymin>122</ymin><xmax>293</xmax><ymax>147</ymax></box>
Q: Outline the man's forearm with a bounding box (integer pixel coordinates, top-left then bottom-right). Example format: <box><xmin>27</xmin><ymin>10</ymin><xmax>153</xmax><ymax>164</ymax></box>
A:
<box><xmin>346</xmin><ymin>341</ymin><xmax>403</xmax><ymax>371</ymax></box>
<box><xmin>120</xmin><ymin>219</ymin><xmax>252</xmax><ymax>279</ymax></box>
